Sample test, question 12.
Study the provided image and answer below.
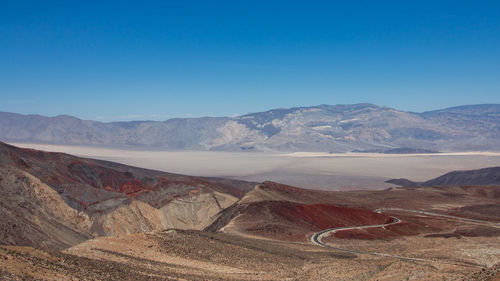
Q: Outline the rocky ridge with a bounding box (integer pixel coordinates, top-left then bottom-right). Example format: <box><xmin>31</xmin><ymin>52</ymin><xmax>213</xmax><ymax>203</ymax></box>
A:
<box><xmin>1</xmin><ymin>103</ymin><xmax>499</xmax><ymax>152</ymax></box>
<box><xmin>0</xmin><ymin>142</ymin><xmax>254</xmax><ymax>250</ymax></box>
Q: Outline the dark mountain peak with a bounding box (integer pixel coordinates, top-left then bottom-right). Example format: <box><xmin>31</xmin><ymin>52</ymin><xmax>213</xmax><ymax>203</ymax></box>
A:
<box><xmin>423</xmin><ymin>166</ymin><xmax>500</xmax><ymax>187</ymax></box>
<box><xmin>387</xmin><ymin>166</ymin><xmax>500</xmax><ymax>187</ymax></box>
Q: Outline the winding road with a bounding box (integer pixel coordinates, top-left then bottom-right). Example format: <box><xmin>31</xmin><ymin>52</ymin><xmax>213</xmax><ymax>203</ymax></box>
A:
<box><xmin>311</xmin><ymin>208</ymin><xmax>500</xmax><ymax>262</ymax></box>
<box><xmin>310</xmin><ymin>216</ymin><xmax>428</xmax><ymax>261</ymax></box>
<box><xmin>311</xmin><ymin>217</ymin><xmax>401</xmax><ymax>247</ymax></box>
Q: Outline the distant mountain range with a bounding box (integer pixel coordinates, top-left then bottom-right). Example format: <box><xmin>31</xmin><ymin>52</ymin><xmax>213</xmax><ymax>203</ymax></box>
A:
<box><xmin>1</xmin><ymin>103</ymin><xmax>499</xmax><ymax>152</ymax></box>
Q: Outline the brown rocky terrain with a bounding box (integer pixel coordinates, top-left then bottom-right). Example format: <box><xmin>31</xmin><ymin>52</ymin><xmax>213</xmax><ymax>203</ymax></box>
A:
<box><xmin>206</xmin><ymin>181</ymin><xmax>393</xmax><ymax>241</ymax></box>
<box><xmin>0</xmin><ymin>141</ymin><xmax>254</xmax><ymax>250</ymax></box>
<box><xmin>208</xmin><ymin>180</ymin><xmax>500</xmax><ymax>241</ymax></box>
<box><xmin>0</xmin><ymin>142</ymin><xmax>499</xmax><ymax>280</ymax></box>
<box><xmin>1</xmin><ymin>230</ymin><xmax>499</xmax><ymax>280</ymax></box>
<box><xmin>0</xmin><ymin>166</ymin><xmax>93</xmax><ymax>250</ymax></box>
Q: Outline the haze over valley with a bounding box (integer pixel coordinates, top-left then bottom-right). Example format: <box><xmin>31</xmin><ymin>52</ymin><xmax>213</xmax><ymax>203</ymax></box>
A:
<box><xmin>2</xmin><ymin>1</ymin><xmax>500</xmax><ymax>280</ymax></box>
<box><xmin>9</xmin><ymin>142</ymin><xmax>500</xmax><ymax>190</ymax></box>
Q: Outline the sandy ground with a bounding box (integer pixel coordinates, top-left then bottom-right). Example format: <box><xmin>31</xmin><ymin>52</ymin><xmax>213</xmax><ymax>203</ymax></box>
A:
<box><xmin>9</xmin><ymin>143</ymin><xmax>500</xmax><ymax>190</ymax></box>
<box><xmin>3</xmin><ymin>230</ymin><xmax>497</xmax><ymax>280</ymax></box>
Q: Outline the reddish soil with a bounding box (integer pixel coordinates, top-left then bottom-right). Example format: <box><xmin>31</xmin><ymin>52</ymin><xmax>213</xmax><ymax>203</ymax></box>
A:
<box><xmin>209</xmin><ymin>182</ymin><xmax>396</xmax><ymax>242</ymax></box>
<box><xmin>210</xmin><ymin>181</ymin><xmax>500</xmax><ymax>242</ymax></box>
<box><xmin>331</xmin><ymin>221</ymin><xmax>424</xmax><ymax>240</ymax></box>
<box><xmin>0</xmin><ymin>141</ymin><xmax>254</xmax><ymax>216</ymax></box>
<box><xmin>425</xmin><ymin>226</ymin><xmax>500</xmax><ymax>238</ymax></box>
<box><xmin>239</xmin><ymin>202</ymin><xmax>390</xmax><ymax>241</ymax></box>
<box><xmin>333</xmin><ymin>229</ymin><xmax>386</xmax><ymax>240</ymax></box>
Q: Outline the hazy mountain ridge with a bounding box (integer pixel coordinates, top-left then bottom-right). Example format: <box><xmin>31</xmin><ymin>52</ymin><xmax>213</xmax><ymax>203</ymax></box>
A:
<box><xmin>1</xmin><ymin>103</ymin><xmax>499</xmax><ymax>152</ymax></box>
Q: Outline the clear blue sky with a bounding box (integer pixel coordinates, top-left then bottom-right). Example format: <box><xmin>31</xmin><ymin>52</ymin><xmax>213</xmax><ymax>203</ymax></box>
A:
<box><xmin>1</xmin><ymin>1</ymin><xmax>499</xmax><ymax>121</ymax></box>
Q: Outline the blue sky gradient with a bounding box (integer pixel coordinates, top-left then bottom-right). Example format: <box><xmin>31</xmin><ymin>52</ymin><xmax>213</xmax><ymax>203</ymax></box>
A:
<box><xmin>1</xmin><ymin>1</ymin><xmax>499</xmax><ymax>121</ymax></box>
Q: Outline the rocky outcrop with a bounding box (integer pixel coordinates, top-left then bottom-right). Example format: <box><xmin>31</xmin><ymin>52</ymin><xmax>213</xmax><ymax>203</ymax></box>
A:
<box><xmin>0</xmin><ymin>167</ymin><xmax>93</xmax><ymax>250</ymax></box>
<box><xmin>0</xmin><ymin>142</ymin><xmax>250</xmax><ymax>250</ymax></box>
<box><xmin>159</xmin><ymin>191</ymin><xmax>237</xmax><ymax>230</ymax></box>
<box><xmin>206</xmin><ymin>182</ymin><xmax>391</xmax><ymax>242</ymax></box>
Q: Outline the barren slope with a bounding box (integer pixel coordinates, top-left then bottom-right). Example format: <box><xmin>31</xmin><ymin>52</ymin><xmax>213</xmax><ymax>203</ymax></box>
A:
<box><xmin>0</xmin><ymin>142</ymin><xmax>254</xmax><ymax>249</ymax></box>
<box><xmin>207</xmin><ymin>181</ymin><xmax>392</xmax><ymax>241</ymax></box>
<box><xmin>2</xmin><ymin>230</ymin><xmax>498</xmax><ymax>281</ymax></box>
<box><xmin>0</xmin><ymin>167</ymin><xmax>92</xmax><ymax>249</ymax></box>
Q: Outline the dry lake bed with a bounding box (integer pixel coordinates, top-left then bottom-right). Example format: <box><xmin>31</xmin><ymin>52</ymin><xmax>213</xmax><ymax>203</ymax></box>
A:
<box><xmin>10</xmin><ymin>143</ymin><xmax>500</xmax><ymax>190</ymax></box>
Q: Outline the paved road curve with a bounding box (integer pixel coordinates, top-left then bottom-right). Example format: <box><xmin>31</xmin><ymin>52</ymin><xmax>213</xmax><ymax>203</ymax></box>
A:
<box><xmin>311</xmin><ymin>217</ymin><xmax>401</xmax><ymax>247</ymax></box>
<box><xmin>310</xmin><ymin>216</ymin><xmax>428</xmax><ymax>261</ymax></box>
<box><xmin>311</xmin><ymin>208</ymin><xmax>500</xmax><ymax>263</ymax></box>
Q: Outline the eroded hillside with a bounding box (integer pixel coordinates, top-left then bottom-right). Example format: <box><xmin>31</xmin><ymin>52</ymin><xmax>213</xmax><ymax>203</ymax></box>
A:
<box><xmin>0</xmin><ymin>142</ymin><xmax>254</xmax><ymax>249</ymax></box>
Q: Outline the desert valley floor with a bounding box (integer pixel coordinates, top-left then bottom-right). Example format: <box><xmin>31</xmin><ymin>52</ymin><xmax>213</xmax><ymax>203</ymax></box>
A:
<box><xmin>0</xmin><ymin>142</ymin><xmax>499</xmax><ymax>280</ymax></box>
<box><xmin>9</xmin><ymin>142</ymin><xmax>500</xmax><ymax>190</ymax></box>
